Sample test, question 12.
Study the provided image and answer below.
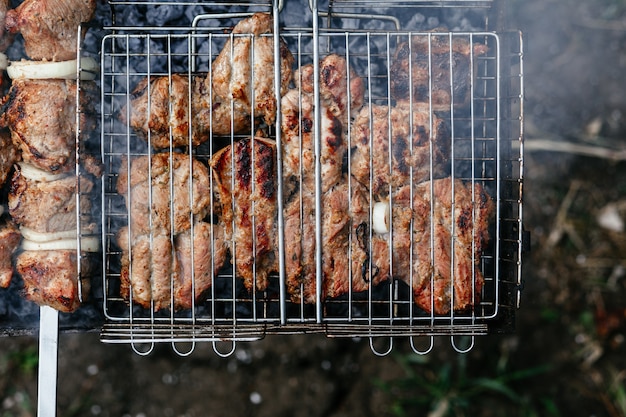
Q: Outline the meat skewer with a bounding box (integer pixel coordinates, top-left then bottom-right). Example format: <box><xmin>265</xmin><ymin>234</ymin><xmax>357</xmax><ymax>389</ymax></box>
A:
<box><xmin>0</xmin><ymin>218</ymin><xmax>20</xmax><ymax>288</ymax></box>
<box><xmin>0</xmin><ymin>78</ymin><xmax>97</xmax><ymax>173</ymax></box>
<box><xmin>5</xmin><ymin>0</ymin><xmax>96</xmax><ymax>62</ymax></box>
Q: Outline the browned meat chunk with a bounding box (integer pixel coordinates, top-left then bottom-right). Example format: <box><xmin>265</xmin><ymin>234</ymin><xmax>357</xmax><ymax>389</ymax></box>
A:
<box><xmin>0</xmin><ymin>129</ymin><xmax>17</xmax><ymax>188</ymax></box>
<box><xmin>116</xmin><ymin>152</ymin><xmax>212</xmax><ymax>238</ymax></box>
<box><xmin>8</xmin><ymin>167</ymin><xmax>94</xmax><ymax>233</ymax></box>
<box><xmin>210</xmin><ymin>12</ymin><xmax>294</xmax><ymax>127</ymax></box>
<box><xmin>0</xmin><ymin>0</ymin><xmax>13</xmax><ymax>53</ymax></box>
<box><xmin>390</xmin><ymin>32</ymin><xmax>489</xmax><ymax>110</ymax></box>
<box><xmin>16</xmin><ymin>250</ymin><xmax>91</xmax><ymax>313</ymax></box>
<box><xmin>281</xmin><ymin>89</ymin><xmax>345</xmax><ymax>197</ymax></box>
<box><xmin>350</xmin><ymin>103</ymin><xmax>449</xmax><ymax>197</ymax></box>
<box><xmin>5</xmin><ymin>0</ymin><xmax>96</xmax><ymax>61</ymax></box>
<box><xmin>294</xmin><ymin>54</ymin><xmax>365</xmax><ymax>128</ymax></box>
<box><xmin>0</xmin><ymin>79</ymin><xmax>97</xmax><ymax>173</ymax></box>
<box><xmin>211</xmin><ymin>137</ymin><xmax>278</xmax><ymax>292</ymax></box>
<box><xmin>121</xmin><ymin>74</ymin><xmax>251</xmax><ymax>150</ymax></box>
<box><xmin>371</xmin><ymin>178</ymin><xmax>493</xmax><ymax>314</ymax></box>
<box><xmin>118</xmin><ymin>221</ymin><xmax>227</xmax><ymax>311</ymax></box>
<box><xmin>0</xmin><ymin>219</ymin><xmax>20</xmax><ymax>288</ymax></box>
<box><xmin>117</xmin><ymin>152</ymin><xmax>226</xmax><ymax>311</ymax></box>
<box><xmin>285</xmin><ymin>178</ymin><xmax>384</xmax><ymax>303</ymax></box>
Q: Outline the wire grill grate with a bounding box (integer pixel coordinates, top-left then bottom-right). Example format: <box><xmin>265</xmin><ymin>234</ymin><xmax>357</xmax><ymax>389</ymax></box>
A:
<box><xmin>99</xmin><ymin>2</ymin><xmax>523</xmax><ymax>355</ymax></box>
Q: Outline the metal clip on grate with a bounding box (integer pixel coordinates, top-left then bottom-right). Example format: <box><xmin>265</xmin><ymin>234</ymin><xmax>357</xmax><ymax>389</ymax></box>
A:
<box><xmin>99</xmin><ymin>0</ymin><xmax>524</xmax><ymax>355</ymax></box>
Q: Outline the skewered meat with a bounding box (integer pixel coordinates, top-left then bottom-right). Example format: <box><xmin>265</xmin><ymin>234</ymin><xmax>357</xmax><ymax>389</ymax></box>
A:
<box><xmin>0</xmin><ymin>219</ymin><xmax>20</xmax><ymax>288</ymax></box>
<box><xmin>281</xmin><ymin>89</ymin><xmax>345</xmax><ymax>197</ymax></box>
<box><xmin>371</xmin><ymin>178</ymin><xmax>493</xmax><ymax>314</ymax></box>
<box><xmin>8</xmin><ymin>167</ymin><xmax>94</xmax><ymax>233</ymax></box>
<box><xmin>294</xmin><ymin>54</ymin><xmax>365</xmax><ymax>127</ymax></box>
<box><xmin>5</xmin><ymin>0</ymin><xmax>96</xmax><ymax>61</ymax></box>
<box><xmin>117</xmin><ymin>152</ymin><xmax>225</xmax><ymax>310</ymax></box>
<box><xmin>0</xmin><ymin>79</ymin><xmax>97</xmax><ymax>173</ymax></box>
<box><xmin>0</xmin><ymin>0</ymin><xmax>13</xmax><ymax>53</ymax></box>
<box><xmin>121</xmin><ymin>74</ymin><xmax>251</xmax><ymax>150</ymax></box>
<box><xmin>390</xmin><ymin>31</ymin><xmax>489</xmax><ymax>110</ymax></box>
<box><xmin>211</xmin><ymin>137</ymin><xmax>278</xmax><ymax>292</ymax></box>
<box><xmin>116</xmin><ymin>152</ymin><xmax>212</xmax><ymax>238</ymax></box>
<box><xmin>350</xmin><ymin>103</ymin><xmax>450</xmax><ymax>197</ymax></box>
<box><xmin>0</xmin><ymin>129</ymin><xmax>17</xmax><ymax>188</ymax></box>
<box><xmin>210</xmin><ymin>12</ymin><xmax>294</xmax><ymax>127</ymax></box>
<box><xmin>16</xmin><ymin>250</ymin><xmax>91</xmax><ymax>312</ymax></box>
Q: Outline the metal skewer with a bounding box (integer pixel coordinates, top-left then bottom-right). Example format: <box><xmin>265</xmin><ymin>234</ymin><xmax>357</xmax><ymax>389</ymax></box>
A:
<box><xmin>37</xmin><ymin>305</ymin><xmax>59</xmax><ymax>417</ymax></box>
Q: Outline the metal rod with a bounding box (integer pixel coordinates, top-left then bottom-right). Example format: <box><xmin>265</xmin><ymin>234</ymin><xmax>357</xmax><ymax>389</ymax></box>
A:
<box><xmin>37</xmin><ymin>306</ymin><xmax>59</xmax><ymax>417</ymax></box>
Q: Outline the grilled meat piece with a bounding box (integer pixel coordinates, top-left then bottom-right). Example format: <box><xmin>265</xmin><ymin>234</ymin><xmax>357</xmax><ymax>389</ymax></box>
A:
<box><xmin>0</xmin><ymin>219</ymin><xmax>20</xmax><ymax>288</ymax></box>
<box><xmin>16</xmin><ymin>250</ymin><xmax>92</xmax><ymax>313</ymax></box>
<box><xmin>350</xmin><ymin>103</ymin><xmax>449</xmax><ymax>197</ymax></box>
<box><xmin>121</xmin><ymin>74</ymin><xmax>251</xmax><ymax>150</ymax></box>
<box><xmin>118</xmin><ymin>221</ymin><xmax>228</xmax><ymax>311</ymax></box>
<box><xmin>0</xmin><ymin>0</ymin><xmax>13</xmax><ymax>53</ymax></box>
<box><xmin>281</xmin><ymin>89</ymin><xmax>345</xmax><ymax>197</ymax></box>
<box><xmin>117</xmin><ymin>152</ymin><xmax>224</xmax><ymax>311</ymax></box>
<box><xmin>0</xmin><ymin>129</ymin><xmax>17</xmax><ymax>188</ymax></box>
<box><xmin>371</xmin><ymin>178</ymin><xmax>493</xmax><ymax>314</ymax></box>
<box><xmin>5</xmin><ymin>0</ymin><xmax>96</xmax><ymax>61</ymax></box>
<box><xmin>294</xmin><ymin>54</ymin><xmax>365</xmax><ymax>127</ymax></box>
<box><xmin>211</xmin><ymin>137</ymin><xmax>278</xmax><ymax>292</ymax></box>
<box><xmin>8</xmin><ymin>167</ymin><xmax>94</xmax><ymax>233</ymax></box>
<box><xmin>116</xmin><ymin>152</ymin><xmax>212</xmax><ymax>238</ymax></box>
<box><xmin>0</xmin><ymin>79</ymin><xmax>97</xmax><ymax>173</ymax></box>
<box><xmin>285</xmin><ymin>178</ymin><xmax>383</xmax><ymax>303</ymax></box>
<box><xmin>173</xmin><ymin>222</ymin><xmax>228</xmax><ymax>309</ymax></box>
<box><xmin>210</xmin><ymin>12</ymin><xmax>294</xmax><ymax>126</ymax></box>
<box><xmin>390</xmin><ymin>32</ymin><xmax>489</xmax><ymax>110</ymax></box>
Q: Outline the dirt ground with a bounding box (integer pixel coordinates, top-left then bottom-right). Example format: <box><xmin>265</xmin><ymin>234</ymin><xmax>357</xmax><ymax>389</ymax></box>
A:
<box><xmin>3</xmin><ymin>0</ymin><xmax>626</xmax><ymax>416</ymax></box>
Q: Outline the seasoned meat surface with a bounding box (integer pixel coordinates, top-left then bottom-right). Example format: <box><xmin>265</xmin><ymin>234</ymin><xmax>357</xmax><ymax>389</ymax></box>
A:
<box><xmin>285</xmin><ymin>178</ymin><xmax>384</xmax><ymax>303</ymax></box>
<box><xmin>0</xmin><ymin>79</ymin><xmax>97</xmax><ymax>173</ymax></box>
<box><xmin>390</xmin><ymin>32</ymin><xmax>489</xmax><ymax>110</ymax></box>
<box><xmin>211</xmin><ymin>137</ymin><xmax>278</xmax><ymax>292</ymax></box>
<box><xmin>294</xmin><ymin>54</ymin><xmax>365</xmax><ymax>127</ymax></box>
<box><xmin>371</xmin><ymin>178</ymin><xmax>493</xmax><ymax>314</ymax></box>
<box><xmin>16</xmin><ymin>250</ymin><xmax>91</xmax><ymax>313</ymax></box>
<box><xmin>350</xmin><ymin>103</ymin><xmax>450</xmax><ymax>197</ymax></box>
<box><xmin>116</xmin><ymin>152</ymin><xmax>212</xmax><ymax>238</ymax></box>
<box><xmin>0</xmin><ymin>0</ymin><xmax>13</xmax><ymax>52</ymax></box>
<box><xmin>0</xmin><ymin>219</ymin><xmax>20</xmax><ymax>288</ymax></box>
<box><xmin>5</xmin><ymin>0</ymin><xmax>96</xmax><ymax>61</ymax></box>
<box><xmin>117</xmin><ymin>152</ymin><xmax>225</xmax><ymax>311</ymax></box>
<box><xmin>0</xmin><ymin>129</ymin><xmax>17</xmax><ymax>188</ymax></box>
<box><xmin>210</xmin><ymin>12</ymin><xmax>294</xmax><ymax>127</ymax></box>
<box><xmin>281</xmin><ymin>89</ymin><xmax>345</xmax><ymax>197</ymax></box>
<box><xmin>121</xmin><ymin>74</ymin><xmax>251</xmax><ymax>150</ymax></box>
<box><xmin>8</xmin><ymin>167</ymin><xmax>94</xmax><ymax>233</ymax></box>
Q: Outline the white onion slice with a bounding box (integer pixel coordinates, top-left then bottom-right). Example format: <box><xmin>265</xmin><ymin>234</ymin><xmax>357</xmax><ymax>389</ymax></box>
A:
<box><xmin>7</xmin><ymin>57</ymin><xmax>98</xmax><ymax>81</ymax></box>
<box><xmin>21</xmin><ymin>235</ymin><xmax>100</xmax><ymax>252</ymax></box>
<box><xmin>0</xmin><ymin>53</ymin><xmax>8</xmax><ymax>71</ymax></box>
<box><xmin>19</xmin><ymin>227</ymin><xmax>79</xmax><ymax>243</ymax></box>
<box><xmin>18</xmin><ymin>162</ymin><xmax>69</xmax><ymax>182</ymax></box>
<box><xmin>373</xmin><ymin>201</ymin><xmax>390</xmax><ymax>234</ymax></box>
